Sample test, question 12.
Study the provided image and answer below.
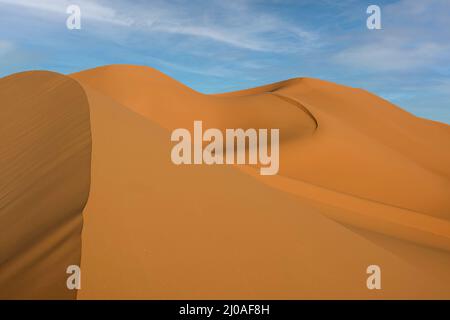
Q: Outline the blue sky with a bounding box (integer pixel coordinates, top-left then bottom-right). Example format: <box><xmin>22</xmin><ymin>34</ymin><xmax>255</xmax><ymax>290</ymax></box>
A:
<box><xmin>1</xmin><ymin>0</ymin><xmax>449</xmax><ymax>123</ymax></box>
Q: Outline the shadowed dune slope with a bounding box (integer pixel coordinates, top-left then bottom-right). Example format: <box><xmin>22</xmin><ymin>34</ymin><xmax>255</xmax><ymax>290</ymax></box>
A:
<box><xmin>68</xmin><ymin>65</ymin><xmax>450</xmax><ymax>298</ymax></box>
<box><xmin>0</xmin><ymin>71</ymin><xmax>92</xmax><ymax>299</ymax></box>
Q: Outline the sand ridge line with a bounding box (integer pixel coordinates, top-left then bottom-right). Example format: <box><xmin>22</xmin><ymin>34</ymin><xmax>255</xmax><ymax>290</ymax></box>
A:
<box><xmin>268</xmin><ymin>91</ymin><xmax>319</xmax><ymax>130</ymax></box>
<box><xmin>237</xmin><ymin>165</ymin><xmax>450</xmax><ymax>252</ymax></box>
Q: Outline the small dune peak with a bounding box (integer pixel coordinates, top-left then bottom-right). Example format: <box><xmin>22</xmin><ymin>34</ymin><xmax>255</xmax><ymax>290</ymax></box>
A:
<box><xmin>71</xmin><ymin>64</ymin><xmax>196</xmax><ymax>93</ymax></box>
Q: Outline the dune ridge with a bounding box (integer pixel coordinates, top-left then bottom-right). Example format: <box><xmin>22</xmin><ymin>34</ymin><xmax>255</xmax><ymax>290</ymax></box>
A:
<box><xmin>72</xmin><ymin>65</ymin><xmax>450</xmax><ymax>218</ymax></box>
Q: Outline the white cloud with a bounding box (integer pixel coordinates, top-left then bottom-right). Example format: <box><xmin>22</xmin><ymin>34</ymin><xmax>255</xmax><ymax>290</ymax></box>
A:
<box><xmin>333</xmin><ymin>0</ymin><xmax>450</xmax><ymax>72</ymax></box>
<box><xmin>0</xmin><ymin>0</ymin><xmax>133</xmax><ymax>26</ymax></box>
<box><xmin>147</xmin><ymin>56</ymin><xmax>234</xmax><ymax>78</ymax></box>
<box><xmin>154</xmin><ymin>0</ymin><xmax>318</xmax><ymax>52</ymax></box>
<box><xmin>0</xmin><ymin>40</ymin><xmax>14</xmax><ymax>57</ymax></box>
<box><xmin>0</xmin><ymin>0</ymin><xmax>317</xmax><ymax>52</ymax></box>
<box><xmin>334</xmin><ymin>40</ymin><xmax>448</xmax><ymax>71</ymax></box>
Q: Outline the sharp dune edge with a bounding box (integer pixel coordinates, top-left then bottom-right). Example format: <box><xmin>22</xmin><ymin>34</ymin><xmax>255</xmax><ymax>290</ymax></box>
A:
<box><xmin>1</xmin><ymin>64</ymin><xmax>450</xmax><ymax>299</ymax></box>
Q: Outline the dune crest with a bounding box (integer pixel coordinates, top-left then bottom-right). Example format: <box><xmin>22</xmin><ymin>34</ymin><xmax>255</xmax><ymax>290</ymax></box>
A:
<box><xmin>72</xmin><ymin>65</ymin><xmax>450</xmax><ymax>228</ymax></box>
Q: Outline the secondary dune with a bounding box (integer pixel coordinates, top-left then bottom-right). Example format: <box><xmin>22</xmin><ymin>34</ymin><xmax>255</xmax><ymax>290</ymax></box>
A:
<box><xmin>0</xmin><ymin>71</ymin><xmax>91</xmax><ymax>299</ymax></box>
<box><xmin>68</xmin><ymin>65</ymin><xmax>450</xmax><ymax>299</ymax></box>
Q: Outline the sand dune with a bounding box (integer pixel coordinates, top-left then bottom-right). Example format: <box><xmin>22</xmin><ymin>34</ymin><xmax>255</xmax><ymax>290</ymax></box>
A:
<box><xmin>71</xmin><ymin>65</ymin><xmax>450</xmax><ymax>299</ymax></box>
<box><xmin>1</xmin><ymin>64</ymin><xmax>450</xmax><ymax>299</ymax></box>
<box><xmin>72</xmin><ymin>65</ymin><xmax>450</xmax><ymax>240</ymax></box>
<box><xmin>0</xmin><ymin>71</ymin><xmax>91</xmax><ymax>299</ymax></box>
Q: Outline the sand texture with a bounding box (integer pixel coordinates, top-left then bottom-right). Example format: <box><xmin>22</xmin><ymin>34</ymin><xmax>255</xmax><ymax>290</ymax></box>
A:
<box><xmin>1</xmin><ymin>65</ymin><xmax>449</xmax><ymax>298</ymax></box>
<box><xmin>0</xmin><ymin>71</ymin><xmax>91</xmax><ymax>299</ymax></box>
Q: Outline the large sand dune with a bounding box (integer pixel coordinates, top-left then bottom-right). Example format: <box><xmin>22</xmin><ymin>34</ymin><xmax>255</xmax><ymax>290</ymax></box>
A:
<box><xmin>1</xmin><ymin>65</ymin><xmax>449</xmax><ymax>298</ymax></box>
<box><xmin>72</xmin><ymin>65</ymin><xmax>450</xmax><ymax>299</ymax></box>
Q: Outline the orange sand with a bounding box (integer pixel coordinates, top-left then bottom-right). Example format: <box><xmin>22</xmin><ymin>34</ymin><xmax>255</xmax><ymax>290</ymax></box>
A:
<box><xmin>72</xmin><ymin>65</ymin><xmax>450</xmax><ymax>299</ymax></box>
<box><xmin>1</xmin><ymin>65</ymin><xmax>449</xmax><ymax>299</ymax></box>
<box><xmin>0</xmin><ymin>71</ymin><xmax>91</xmax><ymax>299</ymax></box>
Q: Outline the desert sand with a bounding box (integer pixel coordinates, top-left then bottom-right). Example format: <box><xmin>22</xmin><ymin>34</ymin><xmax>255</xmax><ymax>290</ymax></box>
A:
<box><xmin>1</xmin><ymin>65</ymin><xmax>449</xmax><ymax>299</ymax></box>
<box><xmin>0</xmin><ymin>71</ymin><xmax>91</xmax><ymax>299</ymax></box>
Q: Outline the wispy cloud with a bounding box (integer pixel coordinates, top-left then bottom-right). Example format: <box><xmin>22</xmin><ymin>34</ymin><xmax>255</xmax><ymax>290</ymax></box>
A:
<box><xmin>334</xmin><ymin>40</ymin><xmax>448</xmax><ymax>71</ymax></box>
<box><xmin>143</xmin><ymin>1</ymin><xmax>318</xmax><ymax>52</ymax></box>
<box><xmin>0</xmin><ymin>0</ymin><xmax>133</xmax><ymax>26</ymax></box>
<box><xmin>332</xmin><ymin>0</ymin><xmax>450</xmax><ymax>72</ymax></box>
<box><xmin>147</xmin><ymin>56</ymin><xmax>235</xmax><ymax>78</ymax></box>
<box><xmin>0</xmin><ymin>0</ymin><xmax>448</xmax><ymax>122</ymax></box>
<box><xmin>0</xmin><ymin>40</ymin><xmax>14</xmax><ymax>57</ymax></box>
<box><xmin>0</xmin><ymin>0</ymin><xmax>317</xmax><ymax>52</ymax></box>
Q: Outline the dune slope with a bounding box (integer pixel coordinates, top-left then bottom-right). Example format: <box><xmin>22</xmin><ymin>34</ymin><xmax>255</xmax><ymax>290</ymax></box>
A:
<box><xmin>72</xmin><ymin>65</ymin><xmax>450</xmax><ymax>246</ymax></box>
<box><xmin>69</xmin><ymin>65</ymin><xmax>450</xmax><ymax>299</ymax></box>
<box><xmin>0</xmin><ymin>71</ymin><xmax>91</xmax><ymax>299</ymax></box>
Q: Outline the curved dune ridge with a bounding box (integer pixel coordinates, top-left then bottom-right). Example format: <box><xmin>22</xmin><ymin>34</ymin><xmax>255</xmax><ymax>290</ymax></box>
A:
<box><xmin>70</xmin><ymin>65</ymin><xmax>450</xmax><ymax>299</ymax></box>
<box><xmin>72</xmin><ymin>65</ymin><xmax>450</xmax><ymax>244</ymax></box>
<box><xmin>0</xmin><ymin>71</ymin><xmax>92</xmax><ymax>299</ymax></box>
<box><xmin>1</xmin><ymin>64</ymin><xmax>450</xmax><ymax>299</ymax></box>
